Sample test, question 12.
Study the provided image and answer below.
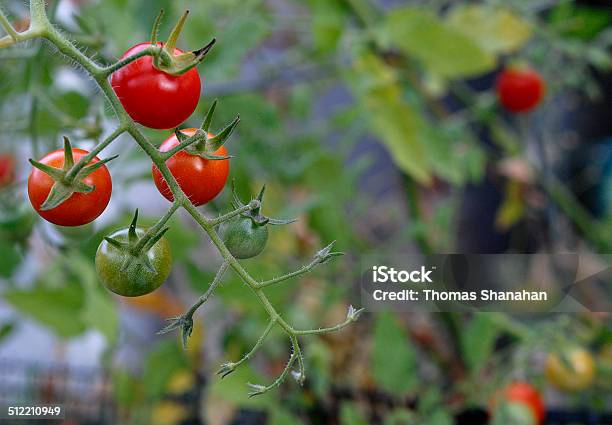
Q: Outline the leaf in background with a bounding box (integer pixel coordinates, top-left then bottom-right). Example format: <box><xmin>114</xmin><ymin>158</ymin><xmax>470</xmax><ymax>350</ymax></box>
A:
<box><xmin>208</xmin><ymin>363</ymin><xmax>273</xmax><ymax>408</ymax></box>
<box><xmin>0</xmin><ymin>238</ymin><xmax>22</xmax><ymax>278</ymax></box>
<box><xmin>371</xmin><ymin>312</ymin><xmax>417</xmax><ymax>394</ymax></box>
<box><xmin>460</xmin><ymin>313</ymin><xmax>500</xmax><ymax>373</ymax></box>
<box><xmin>270</xmin><ymin>408</ymin><xmax>306</xmax><ymax>425</ymax></box>
<box><xmin>340</xmin><ymin>402</ymin><xmax>369</xmax><ymax>425</ymax></box>
<box><xmin>0</xmin><ymin>322</ymin><xmax>15</xmax><ymax>343</ymax></box>
<box><xmin>495</xmin><ymin>181</ymin><xmax>526</xmax><ymax>230</ymax></box>
<box><xmin>309</xmin><ymin>0</ymin><xmax>346</xmax><ymax>54</ymax></box>
<box><xmin>346</xmin><ymin>50</ymin><xmax>431</xmax><ymax>184</ymax></box>
<box><xmin>383</xmin><ymin>7</ymin><xmax>495</xmax><ymax>78</ymax></box>
<box><xmin>3</xmin><ymin>282</ymin><xmax>87</xmax><ymax>338</ymax></box>
<box><xmin>446</xmin><ymin>5</ymin><xmax>532</xmax><ymax>54</ymax></box>
<box><xmin>142</xmin><ymin>340</ymin><xmax>189</xmax><ymax>400</ymax></box>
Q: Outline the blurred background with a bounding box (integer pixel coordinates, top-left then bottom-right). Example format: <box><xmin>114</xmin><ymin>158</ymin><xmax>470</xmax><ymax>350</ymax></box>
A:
<box><xmin>0</xmin><ymin>0</ymin><xmax>611</xmax><ymax>424</ymax></box>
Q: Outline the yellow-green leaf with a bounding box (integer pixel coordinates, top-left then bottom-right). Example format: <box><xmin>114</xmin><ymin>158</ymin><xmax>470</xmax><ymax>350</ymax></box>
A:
<box><xmin>384</xmin><ymin>7</ymin><xmax>495</xmax><ymax>78</ymax></box>
<box><xmin>347</xmin><ymin>50</ymin><xmax>432</xmax><ymax>184</ymax></box>
<box><xmin>446</xmin><ymin>5</ymin><xmax>532</xmax><ymax>54</ymax></box>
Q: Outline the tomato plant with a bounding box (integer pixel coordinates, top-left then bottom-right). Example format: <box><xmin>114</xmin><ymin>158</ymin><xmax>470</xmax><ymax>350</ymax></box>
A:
<box><xmin>496</xmin><ymin>66</ymin><xmax>545</xmax><ymax>113</ymax></box>
<box><xmin>95</xmin><ymin>211</ymin><xmax>172</xmax><ymax>297</ymax></box>
<box><xmin>152</xmin><ymin>129</ymin><xmax>230</xmax><ymax>206</ymax></box>
<box><xmin>28</xmin><ymin>143</ymin><xmax>113</xmax><ymax>226</ymax></box>
<box><xmin>111</xmin><ymin>42</ymin><xmax>200</xmax><ymax>130</ymax></box>
<box><xmin>545</xmin><ymin>348</ymin><xmax>596</xmax><ymax>392</ymax></box>
<box><xmin>0</xmin><ymin>153</ymin><xmax>15</xmax><ymax>188</ymax></box>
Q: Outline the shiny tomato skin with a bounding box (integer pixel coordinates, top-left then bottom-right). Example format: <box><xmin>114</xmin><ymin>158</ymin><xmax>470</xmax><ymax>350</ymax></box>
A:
<box><xmin>96</xmin><ymin>227</ymin><xmax>172</xmax><ymax>297</ymax></box>
<box><xmin>152</xmin><ymin>129</ymin><xmax>230</xmax><ymax>206</ymax></box>
<box><xmin>28</xmin><ymin>148</ymin><xmax>112</xmax><ymax>226</ymax></box>
<box><xmin>502</xmin><ymin>382</ymin><xmax>545</xmax><ymax>425</ymax></box>
<box><xmin>496</xmin><ymin>67</ymin><xmax>545</xmax><ymax>113</ymax></box>
<box><xmin>111</xmin><ymin>42</ymin><xmax>201</xmax><ymax>130</ymax></box>
<box><xmin>0</xmin><ymin>153</ymin><xmax>16</xmax><ymax>188</ymax></box>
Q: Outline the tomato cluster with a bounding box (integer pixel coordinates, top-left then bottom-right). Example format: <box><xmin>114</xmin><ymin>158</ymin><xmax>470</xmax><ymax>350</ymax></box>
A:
<box><xmin>24</xmin><ymin>32</ymin><xmax>232</xmax><ymax>297</ymax></box>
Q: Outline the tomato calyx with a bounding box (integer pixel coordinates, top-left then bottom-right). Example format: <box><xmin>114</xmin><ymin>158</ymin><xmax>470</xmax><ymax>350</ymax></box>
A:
<box><xmin>149</xmin><ymin>9</ymin><xmax>216</xmax><ymax>76</ymax></box>
<box><xmin>169</xmin><ymin>100</ymin><xmax>240</xmax><ymax>160</ymax></box>
<box><xmin>28</xmin><ymin>137</ymin><xmax>117</xmax><ymax>211</ymax></box>
<box><xmin>232</xmin><ymin>183</ymin><xmax>295</xmax><ymax>228</ymax></box>
<box><xmin>103</xmin><ymin>209</ymin><xmax>169</xmax><ymax>274</ymax></box>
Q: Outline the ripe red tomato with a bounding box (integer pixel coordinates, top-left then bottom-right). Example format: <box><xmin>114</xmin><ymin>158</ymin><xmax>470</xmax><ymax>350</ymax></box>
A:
<box><xmin>496</xmin><ymin>67</ymin><xmax>545</xmax><ymax>113</ymax></box>
<box><xmin>111</xmin><ymin>42</ymin><xmax>201</xmax><ymax>130</ymax></box>
<box><xmin>152</xmin><ymin>129</ymin><xmax>229</xmax><ymax>206</ymax></box>
<box><xmin>500</xmin><ymin>381</ymin><xmax>545</xmax><ymax>425</ymax></box>
<box><xmin>0</xmin><ymin>153</ymin><xmax>16</xmax><ymax>188</ymax></box>
<box><xmin>28</xmin><ymin>148</ymin><xmax>112</xmax><ymax>226</ymax></box>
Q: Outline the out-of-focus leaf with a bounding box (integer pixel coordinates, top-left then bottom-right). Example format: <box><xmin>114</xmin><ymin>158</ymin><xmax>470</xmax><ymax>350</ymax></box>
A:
<box><xmin>461</xmin><ymin>313</ymin><xmax>500</xmax><ymax>373</ymax></box>
<box><xmin>446</xmin><ymin>5</ymin><xmax>532</xmax><ymax>54</ymax></box>
<box><xmin>113</xmin><ymin>369</ymin><xmax>142</xmax><ymax>408</ymax></box>
<box><xmin>383</xmin><ymin>7</ymin><xmax>495</xmax><ymax>78</ymax></box>
<box><xmin>309</xmin><ymin>0</ymin><xmax>346</xmax><ymax>54</ymax></box>
<box><xmin>346</xmin><ymin>50</ymin><xmax>432</xmax><ymax>184</ymax></box>
<box><xmin>0</xmin><ymin>322</ymin><xmax>15</xmax><ymax>342</ymax></box>
<box><xmin>4</xmin><ymin>281</ymin><xmax>87</xmax><ymax>338</ymax></box>
<box><xmin>208</xmin><ymin>364</ymin><xmax>273</xmax><ymax>408</ymax></box>
<box><xmin>142</xmin><ymin>340</ymin><xmax>189</xmax><ymax>400</ymax></box>
<box><xmin>425</xmin><ymin>410</ymin><xmax>454</xmax><ymax>425</ymax></box>
<box><xmin>0</xmin><ymin>238</ymin><xmax>21</xmax><ymax>277</ymax></box>
<box><xmin>495</xmin><ymin>181</ymin><xmax>526</xmax><ymax>230</ymax></box>
<box><xmin>270</xmin><ymin>408</ymin><xmax>305</xmax><ymax>425</ymax></box>
<box><xmin>371</xmin><ymin>312</ymin><xmax>417</xmax><ymax>394</ymax></box>
<box><xmin>340</xmin><ymin>402</ymin><xmax>368</xmax><ymax>425</ymax></box>
<box><xmin>548</xmin><ymin>3</ymin><xmax>612</xmax><ymax>41</ymax></box>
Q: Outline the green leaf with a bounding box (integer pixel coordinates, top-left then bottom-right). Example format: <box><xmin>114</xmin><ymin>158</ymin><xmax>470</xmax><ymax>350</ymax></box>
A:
<box><xmin>340</xmin><ymin>402</ymin><xmax>369</xmax><ymax>425</ymax></box>
<box><xmin>270</xmin><ymin>408</ymin><xmax>306</xmax><ymax>425</ymax></box>
<box><xmin>383</xmin><ymin>7</ymin><xmax>495</xmax><ymax>78</ymax></box>
<box><xmin>371</xmin><ymin>312</ymin><xmax>417</xmax><ymax>394</ymax></box>
<box><xmin>309</xmin><ymin>0</ymin><xmax>346</xmax><ymax>54</ymax></box>
<box><xmin>142</xmin><ymin>340</ymin><xmax>189</xmax><ymax>400</ymax></box>
<box><xmin>446</xmin><ymin>5</ymin><xmax>532</xmax><ymax>54</ymax></box>
<box><xmin>346</xmin><ymin>50</ymin><xmax>431</xmax><ymax>184</ymax></box>
<box><xmin>4</xmin><ymin>282</ymin><xmax>87</xmax><ymax>338</ymax></box>
<box><xmin>460</xmin><ymin>313</ymin><xmax>500</xmax><ymax>372</ymax></box>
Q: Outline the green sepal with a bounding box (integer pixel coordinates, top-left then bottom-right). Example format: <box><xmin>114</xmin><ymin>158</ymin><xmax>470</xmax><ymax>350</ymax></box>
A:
<box><xmin>29</xmin><ymin>136</ymin><xmax>116</xmax><ymax>211</ymax></box>
<box><xmin>40</xmin><ymin>181</ymin><xmax>91</xmax><ymax>211</ymax></box>
<box><xmin>128</xmin><ymin>209</ymin><xmax>139</xmax><ymax>243</ymax></box>
<box><xmin>205</xmin><ymin>116</ymin><xmax>240</xmax><ymax>152</ymax></box>
<box><xmin>232</xmin><ymin>182</ymin><xmax>296</xmax><ymax>227</ymax></box>
<box><xmin>201</xmin><ymin>99</ymin><xmax>218</xmax><ymax>133</ymax></box>
<box><xmin>150</xmin><ymin>9</ymin><xmax>164</xmax><ymax>45</ymax></box>
<box><xmin>150</xmin><ymin>9</ymin><xmax>216</xmax><ymax>76</ymax></box>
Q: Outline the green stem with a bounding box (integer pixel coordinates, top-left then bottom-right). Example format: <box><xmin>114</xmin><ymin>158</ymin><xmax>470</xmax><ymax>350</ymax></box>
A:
<box><xmin>65</xmin><ymin>127</ymin><xmax>126</xmax><ymax>180</ymax></box>
<box><xmin>135</xmin><ymin>202</ymin><xmax>181</xmax><ymax>253</ymax></box>
<box><xmin>102</xmin><ymin>45</ymin><xmax>160</xmax><ymax>76</ymax></box>
<box><xmin>184</xmin><ymin>260</ymin><xmax>229</xmax><ymax>318</ymax></box>
<box><xmin>257</xmin><ymin>258</ymin><xmax>321</xmax><ymax>289</ymax></box>
<box><xmin>209</xmin><ymin>201</ymin><xmax>260</xmax><ymax>227</ymax></box>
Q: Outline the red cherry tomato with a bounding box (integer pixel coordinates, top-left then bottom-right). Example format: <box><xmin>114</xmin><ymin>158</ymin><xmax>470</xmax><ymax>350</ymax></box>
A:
<box><xmin>0</xmin><ymin>153</ymin><xmax>16</xmax><ymax>188</ymax></box>
<box><xmin>496</xmin><ymin>67</ymin><xmax>545</xmax><ymax>113</ymax></box>
<box><xmin>152</xmin><ymin>129</ymin><xmax>229</xmax><ymax>206</ymax></box>
<box><xmin>28</xmin><ymin>148</ymin><xmax>112</xmax><ymax>226</ymax></box>
<box><xmin>491</xmin><ymin>381</ymin><xmax>545</xmax><ymax>425</ymax></box>
<box><xmin>111</xmin><ymin>42</ymin><xmax>201</xmax><ymax>130</ymax></box>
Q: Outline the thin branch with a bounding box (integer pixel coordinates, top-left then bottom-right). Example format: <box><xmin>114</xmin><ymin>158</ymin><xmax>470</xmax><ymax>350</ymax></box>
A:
<box><xmin>65</xmin><ymin>126</ymin><xmax>126</xmax><ymax>180</ymax></box>
<box><xmin>209</xmin><ymin>200</ymin><xmax>260</xmax><ymax>227</ymax></box>
<box><xmin>101</xmin><ymin>45</ymin><xmax>160</xmax><ymax>76</ymax></box>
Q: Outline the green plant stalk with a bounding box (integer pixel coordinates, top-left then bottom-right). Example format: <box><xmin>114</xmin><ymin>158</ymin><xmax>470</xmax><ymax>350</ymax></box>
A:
<box><xmin>3</xmin><ymin>0</ymin><xmax>358</xmax><ymax>394</ymax></box>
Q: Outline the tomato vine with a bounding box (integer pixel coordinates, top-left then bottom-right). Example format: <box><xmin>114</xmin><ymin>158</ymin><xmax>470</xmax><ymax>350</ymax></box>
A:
<box><xmin>0</xmin><ymin>0</ymin><xmax>362</xmax><ymax>396</ymax></box>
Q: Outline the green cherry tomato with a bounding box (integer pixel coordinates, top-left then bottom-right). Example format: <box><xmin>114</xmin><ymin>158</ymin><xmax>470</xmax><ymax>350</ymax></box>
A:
<box><xmin>219</xmin><ymin>217</ymin><xmax>268</xmax><ymax>259</ymax></box>
<box><xmin>95</xmin><ymin>227</ymin><xmax>172</xmax><ymax>297</ymax></box>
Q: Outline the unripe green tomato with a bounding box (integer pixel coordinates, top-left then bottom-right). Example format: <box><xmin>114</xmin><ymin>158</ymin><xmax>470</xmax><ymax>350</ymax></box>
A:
<box><xmin>95</xmin><ymin>227</ymin><xmax>172</xmax><ymax>297</ymax></box>
<box><xmin>0</xmin><ymin>202</ymin><xmax>36</xmax><ymax>241</ymax></box>
<box><xmin>219</xmin><ymin>217</ymin><xmax>268</xmax><ymax>259</ymax></box>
